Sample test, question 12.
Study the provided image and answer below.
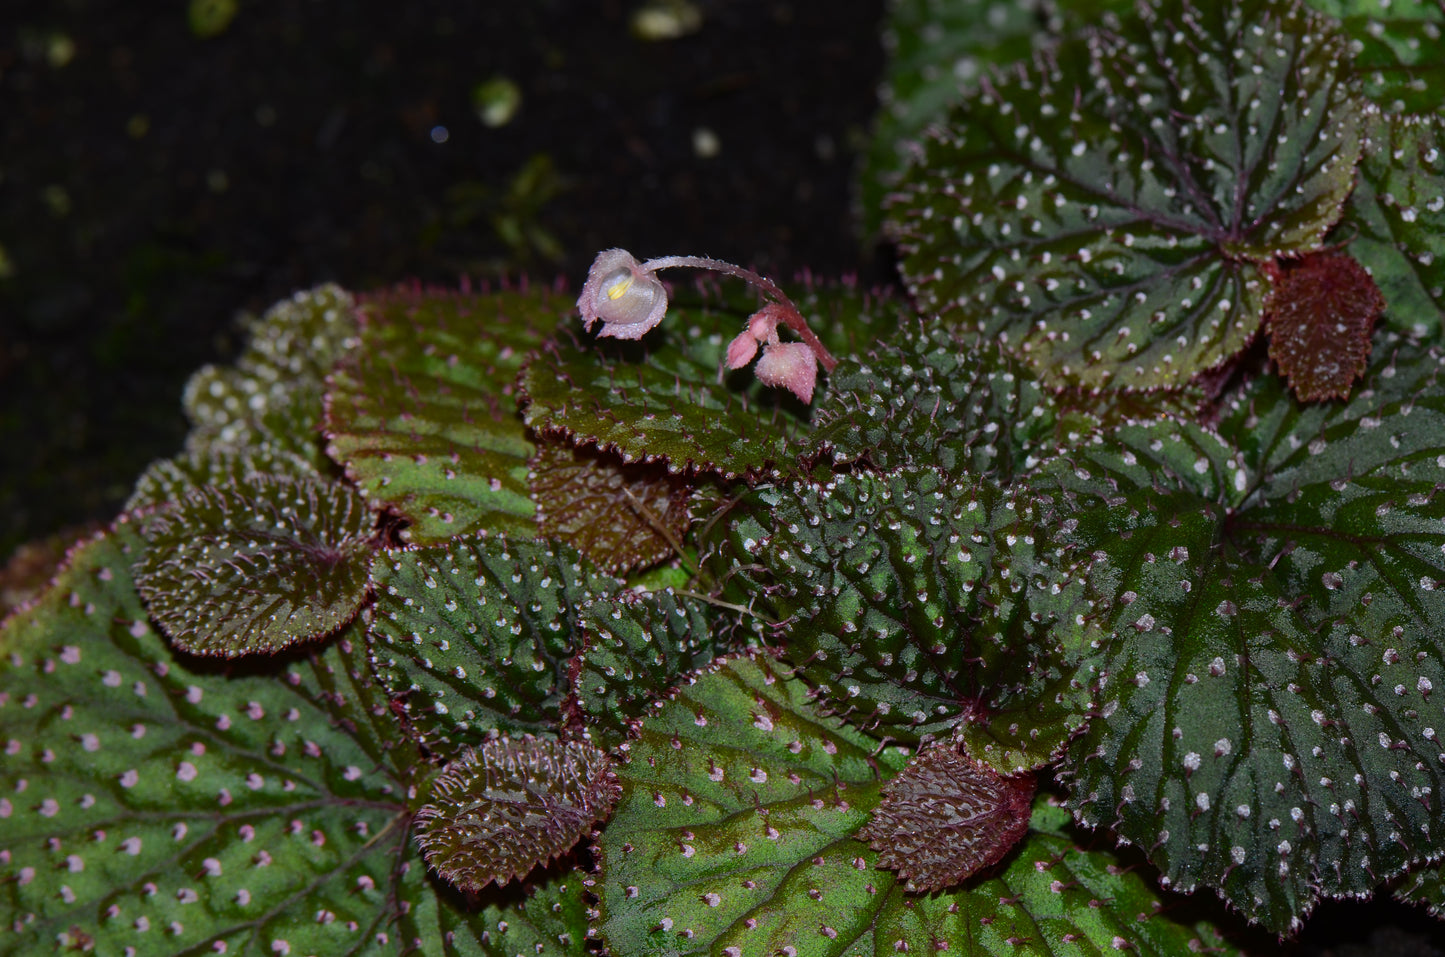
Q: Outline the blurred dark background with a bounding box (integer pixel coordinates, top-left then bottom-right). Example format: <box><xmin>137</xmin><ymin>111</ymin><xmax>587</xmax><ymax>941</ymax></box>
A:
<box><xmin>0</xmin><ymin>0</ymin><xmax>889</xmax><ymax>560</ymax></box>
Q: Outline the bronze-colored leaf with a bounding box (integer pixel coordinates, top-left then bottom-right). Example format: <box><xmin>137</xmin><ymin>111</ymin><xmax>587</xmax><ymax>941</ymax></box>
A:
<box><xmin>1265</xmin><ymin>251</ymin><xmax>1385</xmax><ymax>402</ymax></box>
<box><xmin>857</xmin><ymin>742</ymin><xmax>1035</xmax><ymax>893</ymax></box>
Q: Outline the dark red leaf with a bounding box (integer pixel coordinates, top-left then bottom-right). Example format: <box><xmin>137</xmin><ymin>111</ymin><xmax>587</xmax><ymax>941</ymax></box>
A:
<box><xmin>856</xmin><ymin>743</ymin><xmax>1036</xmax><ymax>892</ymax></box>
<box><xmin>1265</xmin><ymin>251</ymin><xmax>1385</xmax><ymax>402</ymax></box>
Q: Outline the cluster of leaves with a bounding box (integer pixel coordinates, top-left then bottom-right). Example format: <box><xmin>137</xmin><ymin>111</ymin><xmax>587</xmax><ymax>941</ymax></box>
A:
<box><xmin>8</xmin><ymin>0</ymin><xmax>1445</xmax><ymax>953</ymax></box>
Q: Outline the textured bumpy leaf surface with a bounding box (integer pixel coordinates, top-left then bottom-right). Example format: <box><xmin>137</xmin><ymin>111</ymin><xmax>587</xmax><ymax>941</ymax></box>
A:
<box><xmin>1265</xmin><ymin>251</ymin><xmax>1384</xmax><ymax>401</ymax></box>
<box><xmin>569</xmin><ymin>588</ymin><xmax>731</xmax><ymax>750</ymax></box>
<box><xmin>890</xmin><ymin>0</ymin><xmax>1363</xmax><ymax>389</ymax></box>
<box><xmin>520</xmin><ymin>280</ymin><xmax>897</xmax><ymax>478</ymax></box>
<box><xmin>597</xmin><ymin>656</ymin><xmax>1240</xmax><ymax>957</ymax></box>
<box><xmin>368</xmin><ymin>536</ymin><xmax>620</xmax><ymax>754</ymax></box>
<box><xmin>135</xmin><ymin>473</ymin><xmax>375</xmax><ymax>656</ymax></box>
<box><xmin>325</xmin><ymin>285</ymin><xmax>561</xmax><ymax>544</ymax></box>
<box><xmin>125</xmin><ymin>444</ymin><xmax>322</xmax><ymax>514</ymax></box>
<box><xmin>0</xmin><ymin>525</ymin><xmax>424</xmax><ymax>956</ymax></box>
<box><xmin>1341</xmin><ymin>113</ymin><xmax>1445</xmax><ymax>338</ymax></box>
<box><xmin>529</xmin><ymin>441</ymin><xmax>694</xmax><ymax>576</ymax></box>
<box><xmin>1043</xmin><ymin>338</ymin><xmax>1445</xmax><ymax>931</ymax></box>
<box><xmin>184</xmin><ymin>284</ymin><xmax>357</xmax><ymax>463</ymax></box>
<box><xmin>415</xmin><ymin>736</ymin><xmax>618</xmax><ymax>892</ymax></box>
<box><xmin>811</xmin><ymin>323</ymin><xmax>1064</xmax><ymax>478</ymax></box>
<box><xmin>720</xmin><ymin>467</ymin><xmax>1086</xmax><ymax>757</ymax></box>
<box><xmin>1308</xmin><ymin>0</ymin><xmax>1445</xmax><ymax>115</ymax></box>
<box><xmin>857</xmin><ymin>743</ymin><xmax>1035</xmax><ymax>892</ymax></box>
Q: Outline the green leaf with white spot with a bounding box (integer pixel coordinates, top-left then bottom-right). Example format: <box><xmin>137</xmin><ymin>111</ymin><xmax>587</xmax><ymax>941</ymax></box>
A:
<box><xmin>569</xmin><ymin>588</ymin><xmax>734</xmax><ymax>750</ymax></box>
<box><xmin>860</xmin><ymin>0</ymin><xmax>1049</xmax><ymax>239</ymax></box>
<box><xmin>135</xmin><ymin>473</ymin><xmax>375</xmax><ymax>656</ymax></box>
<box><xmin>1041</xmin><ymin>341</ymin><xmax>1445</xmax><ymax>931</ymax></box>
<box><xmin>1308</xmin><ymin>0</ymin><xmax>1445</xmax><ymax>115</ymax></box>
<box><xmin>400</xmin><ymin>864</ymin><xmax>596</xmax><ymax>956</ymax></box>
<box><xmin>184</xmin><ymin>284</ymin><xmax>357</xmax><ymax>464</ymax></box>
<box><xmin>367</xmin><ymin>536</ymin><xmax>621</xmax><ymax>755</ymax></box>
<box><xmin>0</xmin><ymin>524</ymin><xmax>423</xmax><ymax>956</ymax></box>
<box><xmin>325</xmin><ymin>286</ymin><xmax>561</xmax><ymax>544</ymax></box>
<box><xmin>716</xmin><ymin>467</ymin><xmax>1088</xmax><ymax>761</ymax></box>
<box><xmin>414</xmin><ymin>736</ymin><xmax>619</xmax><ymax>892</ymax></box>
<box><xmin>597</xmin><ymin>655</ymin><xmax>1240</xmax><ymax>957</ymax></box>
<box><xmin>1338</xmin><ymin>113</ymin><xmax>1445</xmax><ymax>338</ymax></box>
<box><xmin>519</xmin><ymin>281</ymin><xmax>899</xmax><ymax>478</ymax></box>
<box><xmin>889</xmin><ymin>0</ymin><xmax>1364</xmax><ymax>390</ymax></box>
<box><xmin>811</xmin><ymin>323</ymin><xmax>1066</xmax><ymax>478</ymax></box>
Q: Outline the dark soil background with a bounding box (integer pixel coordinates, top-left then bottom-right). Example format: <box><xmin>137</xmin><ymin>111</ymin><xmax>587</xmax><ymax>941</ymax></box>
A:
<box><xmin>0</xmin><ymin>0</ymin><xmax>890</xmax><ymax>559</ymax></box>
<box><xmin>1</xmin><ymin>1</ymin><xmax>1443</xmax><ymax>954</ymax></box>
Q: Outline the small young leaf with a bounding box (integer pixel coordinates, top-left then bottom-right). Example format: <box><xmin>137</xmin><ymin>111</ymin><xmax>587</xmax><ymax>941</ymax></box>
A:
<box><xmin>857</xmin><ymin>742</ymin><xmax>1035</xmax><ymax>892</ymax></box>
<box><xmin>596</xmin><ymin>655</ymin><xmax>1241</xmax><ymax>957</ymax></box>
<box><xmin>368</xmin><ymin>536</ymin><xmax>620</xmax><ymax>753</ymax></box>
<box><xmin>1265</xmin><ymin>250</ymin><xmax>1384</xmax><ymax>401</ymax></box>
<box><xmin>415</xmin><ymin>736</ymin><xmax>619</xmax><ymax>892</ymax></box>
<box><xmin>569</xmin><ymin>588</ymin><xmax>732</xmax><ymax>749</ymax></box>
<box><xmin>325</xmin><ymin>285</ymin><xmax>559</xmax><ymax>544</ymax></box>
<box><xmin>0</xmin><ymin>525</ymin><xmax>424</xmax><ymax>956</ymax></box>
<box><xmin>889</xmin><ymin>0</ymin><xmax>1364</xmax><ymax>389</ymax></box>
<box><xmin>183</xmin><ymin>284</ymin><xmax>357</xmax><ymax>463</ymax></box>
<box><xmin>529</xmin><ymin>440</ymin><xmax>696</xmax><ymax>576</ymax></box>
<box><xmin>135</xmin><ymin>473</ymin><xmax>375</xmax><ymax>656</ymax></box>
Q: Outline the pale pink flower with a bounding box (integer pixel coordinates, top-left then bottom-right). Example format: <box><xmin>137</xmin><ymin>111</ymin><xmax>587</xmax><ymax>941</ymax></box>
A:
<box><xmin>754</xmin><ymin>341</ymin><xmax>819</xmax><ymax>404</ymax></box>
<box><xmin>576</xmin><ymin>248</ymin><xmax>669</xmax><ymax>340</ymax></box>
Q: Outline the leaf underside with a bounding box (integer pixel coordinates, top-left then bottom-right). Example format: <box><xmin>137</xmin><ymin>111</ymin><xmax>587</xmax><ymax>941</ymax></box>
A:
<box><xmin>414</xmin><ymin>736</ymin><xmax>619</xmax><ymax>891</ymax></box>
<box><xmin>324</xmin><ymin>285</ymin><xmax>562</xmax><ymax>544</ymax></box>
<box><xmin>889</xmin><ymin>0</ymin><xmax>1363</xmax><ymax>389</ymax></box>
<box><xmin>134</xmin><ymin>473</ymin><xmax>375</xmax><ymax>656</ymax></box>
<box><xmin>1045</xmin><ymin>335</ymin><xmax>1445</xmax><ymax>932</ymax></box>
<box><xmin>528</xmin><ymin>440</ymin><xmax>695</xmax><ymax>576</ymax></box>
<box><xmin>367</xmin><ymin>536</ymin><xmax>620</xmax><ymax>755</ymax></box>
<box><xmin>597</xmin><ymin>655</ymin><xmax>1241</xmax><ymax>957</ymax></box>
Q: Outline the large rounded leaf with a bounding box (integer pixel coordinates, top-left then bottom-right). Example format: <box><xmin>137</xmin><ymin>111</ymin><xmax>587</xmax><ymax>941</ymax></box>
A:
<box><xmin>889</xmin><ymin>0</ymin><xmax>1364</xmax><ymax>389</ymax></box>
<box><xmin>1041</xmin><ymin>337</ymin><xmax>1445</xmax><ymax>931</ymax></box>
<box><xmin>596</xmin><ymin>655</ymin><xmax>1240</xmax><ymax>957</ymax></box>
<box><xmin>325</xmin><ymin>285</ymin><xmax>562</xmax><ymax>543</ymax></box>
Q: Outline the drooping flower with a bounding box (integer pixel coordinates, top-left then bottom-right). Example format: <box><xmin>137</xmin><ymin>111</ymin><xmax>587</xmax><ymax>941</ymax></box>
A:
<box><xmin>754</xmin><ymin>341</ymin><xmax>818</xmax><ymax>404</ymax></box>
<box><xmin>576</xmin><ymin>248</ymin><xmax>669</xmax><ymax>340</ymax></box>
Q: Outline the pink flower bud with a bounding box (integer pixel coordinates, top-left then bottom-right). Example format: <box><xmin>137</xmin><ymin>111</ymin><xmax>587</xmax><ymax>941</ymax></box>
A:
<box><xmin>754</xmin><ymin>341</ymin><xmax>819</xmax><ymax>404</ymax></box>
<box><xmin>747</xmin><ymin>303</ymin><xmax>787</xmax><ymax>345</ymax></box>
<box><xmin>726</xmin><ymin>330</ymin><xmax>760</xmax><ymax>370</ymax></box>
<box><xmin>576</xmin><ymin>248</ymin><xmax>669</xmax><ymax>340</ymax></box>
